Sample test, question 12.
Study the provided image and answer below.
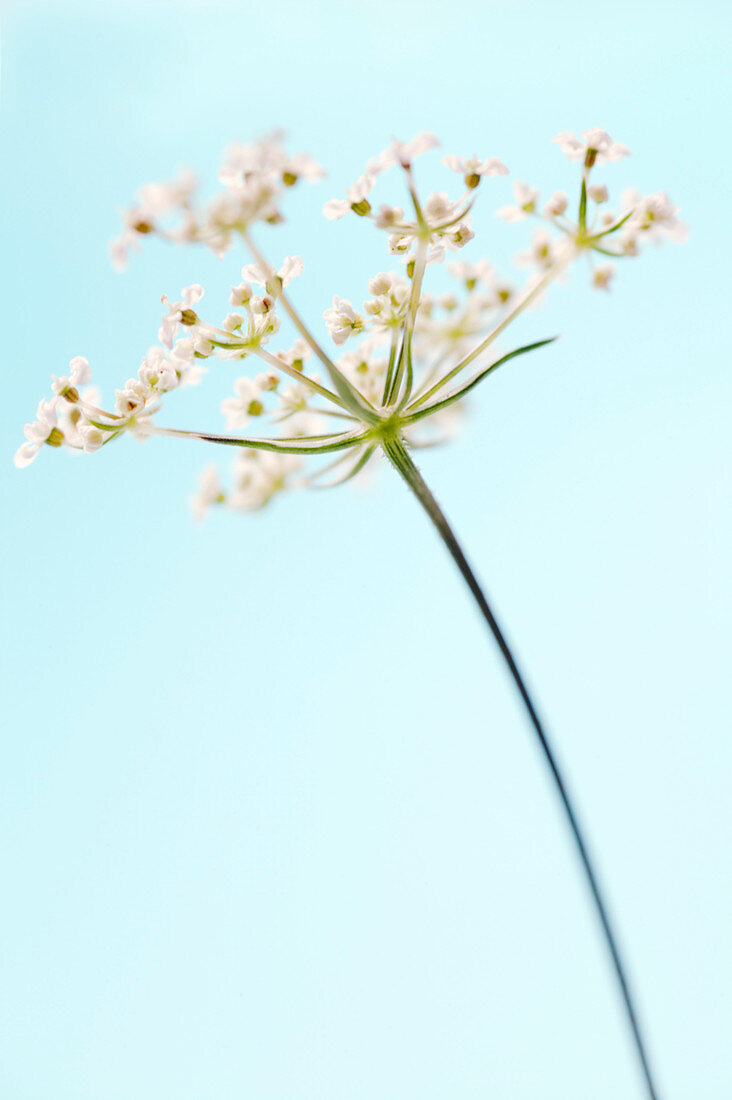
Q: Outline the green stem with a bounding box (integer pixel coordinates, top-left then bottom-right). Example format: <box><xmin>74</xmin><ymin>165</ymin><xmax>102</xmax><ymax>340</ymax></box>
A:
<box><xmin>381</xmin><ymin>433</ymin><xmax>661</xmax><ymax>1100</ymax></box>
<box><xmin>252</xmin><ymin>346</ymin><xmax>347</xmax><ymax>409</ymax></box>
<box><xmin>144</xmin><ymin>422</ymin><xmax>370</xmax><ymax>454</ymax></box>
<box><xmin>241</xmin><ymin>230</ymin><xmax>379</xmax><ymax>423</ymax></box>
<box><xmin>408</xmin><ymin>244</ymin><xmax>575</xmax><ymax>412</ymax></box>
<box><xmin>386</xmin><ymin>238</ymin><xmax>428</xmax><ymax>408</ymax></box>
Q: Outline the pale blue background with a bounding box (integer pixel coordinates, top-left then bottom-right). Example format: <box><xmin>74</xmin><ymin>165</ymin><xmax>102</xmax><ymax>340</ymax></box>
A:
<box><xmin>1</xmin><ymin>1</ymin><xmax>730</xmax><ymax>1097</ymax></box>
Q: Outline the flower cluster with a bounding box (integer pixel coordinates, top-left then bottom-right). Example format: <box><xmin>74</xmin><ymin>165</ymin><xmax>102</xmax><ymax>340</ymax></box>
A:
<box><xmin>110</xmin><ymin>133</ymin><xmax>325</xmax><ymax>269</ymax></box>
<box><xmin>496</xmin><ymin>127</ymin><xmax>687</xmax><ymax>292</ymax></box>
<box><xmin>16</xmin><ymin>128</ymin><xmax>686</xmax><ymax>519</ymax></box>
<box><xmin>323</xmin><ymin>131</ymin><xmax>509</xmax><ymax>265</ymax></box>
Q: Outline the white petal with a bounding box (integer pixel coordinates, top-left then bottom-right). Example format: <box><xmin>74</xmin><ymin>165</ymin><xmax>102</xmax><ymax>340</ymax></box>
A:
<box><xmin>182</xmin><ymin>284</ymin><xmax>204</xmax><ymax>306</ymax></box>
<box><xmin>14</xmin><ymin>441</ymin><xmax>41</xmax><ymax>468</ymax></box>
<box><xmin>240</xmin><ymin>263</ymin><xmax>267</xmax><ymax>285</ymax></box>
<box><xmin>323</xmin><ymin>199</ymin><xmax>348</xmax><ymax>220</ymax></box>
<box><xmin>69</xmin><ymin>356</ymin><xmax>92</xmax><ymax>385</ymax></box>
<box><xmin>280</xmin><ymin>256</ymin><xmax>304</xmax><ymax>285</ymax></box>
<box><xmin>482</xmin><ymin>157</ymin><xmax>509</xmax><ymax>176</ymax></box>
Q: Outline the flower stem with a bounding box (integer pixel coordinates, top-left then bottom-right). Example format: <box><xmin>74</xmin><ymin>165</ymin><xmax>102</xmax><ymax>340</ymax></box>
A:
<box><xmin>408</xmin><ymin>242</ymin><xmax>576</xmax><ymax>412</ymax></box>
<box><xmin>241</xmin><ymin>229</ymin><xmax>379</xmax><ymax>423</ymax></box>
<box><xmin>381</xmin><ymin>433</ymin><xmax>661</xmax><ymax>1100</ymax></box>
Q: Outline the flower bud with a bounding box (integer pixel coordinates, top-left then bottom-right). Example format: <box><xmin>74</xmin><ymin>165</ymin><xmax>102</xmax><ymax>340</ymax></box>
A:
<box><xmin>255</xmin><ymin>372</ymin><xmax>279</xmax><ymax>391</ymax></box>
<box><xmin>368</xmin><ymin>273</ymin><xmax>392</xmax><ymax>296</ymax></box>
<box><xmin>544</xmin><ymin>191</ymin><xmax>568</xmax><ymax>217</ymax></box>
<box><xmin>589</xmin><ymin>184</ymin><xmax>608</xmax><ymax>204</ymax></box>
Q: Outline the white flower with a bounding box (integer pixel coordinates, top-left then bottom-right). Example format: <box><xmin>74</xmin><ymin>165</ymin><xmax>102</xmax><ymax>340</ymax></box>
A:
<box><xmin>335</xmin><ymin>345</ymin><xmax>386</xmax><ymax>406</ymax></box>
<box><xmin>369</xmin><ymin>132</ymin><xmax>440</xmax><ymax>172</ymax></box>
<box><xmin>56</xmin><ymin>384</ymin><xmax>102</xmax><ymax>446</ymax></box>
<box><xmin>230</xmin><ymin>282</ymin><xmax>254</xmax><ymax>307</ymax></box>
<box><xmin>425</xmin><ymin>218</ymin><xmax>474</xmax><ymax>265</ymax></box>
<box><xmin>169</xmin><ymin>336</ymin><xmax>207</xmax><ymax>386</ymax></box>
<box><xmin>274</xmin><ymin>339</ymin><xmax>311</xmax><ymax>370</ymax></box>
<box><xmin>14</xmin><ymin>398</ymin><xmax>60</xmax><ymax>468</ymax></box>
<box><xmin>323</xmin><ymin>174</ymin><xmax>376</xmax><ymax>220</ymax></box>
<box><xmin>282</xmin><ymin>152</ymin><xmax>326</xmax><ymax>184</ymax></box>
<box><xmin>191</xmin><ymin>464</ymin><xmax>225</xmax><ymax>522</ymax></box>
<box><xmin>110</xmin><ymin>169</ymin><xmax>196</xmax><ymax>270</ymax></box>
<box><xmin>277</xmin><ymin>374</ymin><xmax>319</xmax><ymax>417</ymax></box>
<box><xmin>219</xmin><ymin>134</ymin><xmax>324</xmax><ymax>190</ymax></box>
<box><xmin>220</xmin><ymin>376</ymin><xmax>265</xmax><ymax>429</ymax></box>
<box><xmin>138</xmin><ymin>346</ymin><xmax>179</xmax><ymax>392</ymax></box>
<box><xmin>496</xmin><ymin>181</ymin><xmax>540</xmax><ymax>222</ymax></box>
<box><xmin>114</xmin><ymin>379</ymin><xmax>153</xmax><ymax>418</ymax></box>
<box><xmin>624</xmin><ymin>190</ymin><xmax>688</xmax><ymax>242</ymax></box>
<box><xmin>240</xmin><ymin>255</ymin><xmax>304</xmax><ymax>292</ymax></box>
<box><xmin>135</xmin><ymin>170</ymin><xmax>196</xmax><ymax>219</ymax></box>
<box><xmin>323</xmin><ymin>296</ymin><xmax>364</xmax><ymax>345</ymax></box>
<box><xmin>203</xmin><ymin>178</ymin><xmax>280</xmax><ymax>246</ymax></box>
<box><xmin>374</xmin><ymin>204</ymin><xmax>405</xmax><ymax>230</ymax></box>
<box><xmin>543</xmin><ymin>191</ymin><xmax>568</xmax><ymax>217</ymax></box>
<box><xmin>592</xmin><ymin>264</ymin><xmax>615</xmax><ymax>291</ymax></box>
<box><xmin>515</xmin><ymin>229</ymin><xmax>559</xmax><ymax>271</ymax></box>
<box><xmin>442</xmin><ymin>154</ymin><xmax>509</xmax><ymax>183</ymax></box>
<box><xmin>229</xmin><ymin>450</ymin><xmax>301</xmax><ymax>511</ymax></box>
<box><xmin>363</xmin><ymin>272</ymin><xmax>410</xmax><ymax>330</ymax></box>
<box><xmin>387</xmin><ymin>233</ymin><xmax>411</xmax><ymax>256</ymax></box>
<box><xmin>79</xmin><ymin>425</ymin><xmax>108</xmax><ymax>453</ymax></box>
<box><xmin>424</xmin><ymin>192</ymin><xmax>455</xmax><ymax>223</ymax></box>
<box><xmin>553</xmin><ymin>128</ymin><xmax>630</xmax><ymax>165</ymax></box>
<box><xmin>589</xmin><ymin>184</ymin><xmax>609</xmax><ymax>204</ymax></box>
<box><xmin>255</xmin><ymin>371</ymin><xmax>280</xmax><ymax>392</ymax></box>
<box><xmin>159</xmin><ymin>284</ymin><xmax>204</xmax><ymax>348</ymax></box>
<box><xmin>222</xmin><ymin>312</ymin><xmax>244</xmax><ymax>332</ymax></box>
<box><xmin>368</xmin><ymin>272</ymin><xmax>396</xmax><ymax>296</ymax></box>
<box><xmin>448</xmin><ymin>258</ymin><xmax>495</xmax><ymax>288</ymax></box>
<box><xmin>109</xmin><ymin>232</ymin><xmax>140</xmax><ymax>272</ymax></box>
<box><xmin>51</xmin><ymin>356</ymin><xmax>93</xmax><ymax>399</ymax></box>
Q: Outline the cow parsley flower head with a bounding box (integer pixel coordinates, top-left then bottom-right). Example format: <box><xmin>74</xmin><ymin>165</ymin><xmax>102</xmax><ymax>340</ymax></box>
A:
<box><xmin>15</xmin><ymin>127</ymin><xmax>688</xmax><ymax>1100</ymax></box>
<box><xmin>110</xmin><ymin>133</ymin><xmax>324</xmax><ymax>269</ymax></box>
<box><xmin>16</xmin><ymin>128</ymin><xmax>685</xmax><ymax>515</ymax></box>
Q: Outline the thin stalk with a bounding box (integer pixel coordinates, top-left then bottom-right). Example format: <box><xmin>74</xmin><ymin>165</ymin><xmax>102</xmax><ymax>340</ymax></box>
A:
<box><xmin>386</xmin><ymin>238</ymin><xmax>428</xmax><ymax>407</ymax></box>
<box><xmin>241</xmin><ymin>230</ymin><xmax>379</xmax><ymax>423</ymax></box>
<box><xmin>381</xmin><ymin>330</ymin><xmax>401</xmax><ymax>407</ymax></box>
<box><xmin>144</xmin><ymin>422</ymin><xmax>370</xmax><ymax>454</ymax></box>
<box><xmin>252</xmin><ymin>346</ymin><xmax>347</xmax><ymax>409</ymax></box>
<box><xmin>381</xmin><ymin>433</ymin><xmax>661</xmax><ymax>1100</ymax></box>
<box><xmin>408</xmin><ymin>243</ymin><xmax>576</xmax><ymax>412</ymax></box>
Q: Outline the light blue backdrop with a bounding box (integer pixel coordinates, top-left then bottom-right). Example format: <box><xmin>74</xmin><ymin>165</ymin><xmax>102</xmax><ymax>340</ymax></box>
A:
<box><xmin>1</xmin><ymin>2</ymin><xmax>730</xmax><ymax>1098</ymax></box>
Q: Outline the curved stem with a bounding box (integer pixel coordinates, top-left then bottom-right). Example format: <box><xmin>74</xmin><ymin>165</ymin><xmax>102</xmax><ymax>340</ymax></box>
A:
<box><xmin>382</xmin><ymin>434</ymin><xmax>661</xmax><ymax>1100</ymax></box>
